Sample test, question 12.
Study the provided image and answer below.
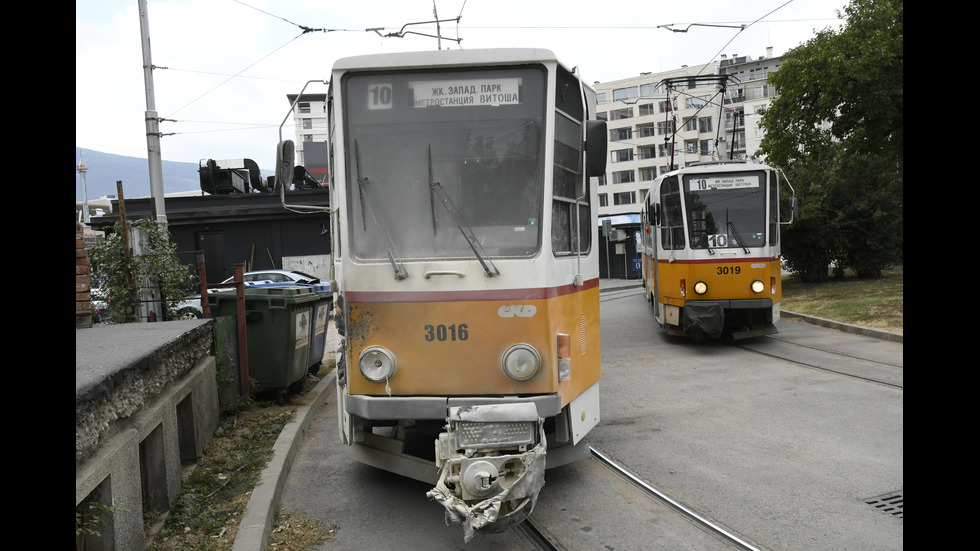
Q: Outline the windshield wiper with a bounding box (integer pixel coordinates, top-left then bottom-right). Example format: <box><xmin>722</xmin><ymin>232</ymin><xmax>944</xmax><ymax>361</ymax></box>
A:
<box><xmin>727</xmin><ymin>220</ymin><xmax>750</xmax><ymax>254</ymax></box>
<box><xmin>354</xmin><ymin>140</ymin><xmax>409</xmax><ymax>280</ymax></box>
<box><xmin>427</xmin><ymin>145</ymin><xmax>500</xmax><ymax>277</ymax></box>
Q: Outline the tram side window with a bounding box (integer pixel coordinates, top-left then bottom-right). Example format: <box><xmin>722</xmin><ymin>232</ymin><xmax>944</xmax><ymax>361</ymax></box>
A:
<box><xmin>769</xmin><ymin>172</ymin><xmax>779</xmax><ymax>246</ymax></box>
<box><xmin>660</xmin><ymin>176</ymin><xmax>685</xmax><ymax>249</ymax></box>
<box><xmin>552</xmin><ymin>112</ymin><xmax>590</xmax><ymax>255</ymax></box>
<box><xmin>552</xmin><ymin>66</ymin><xmax>590</xmax><ymax>256</ymax></box>
<box><xmin>641</xmin><ymin>200</ymin><xmax>654</xmax><ymax>252</ymax></box>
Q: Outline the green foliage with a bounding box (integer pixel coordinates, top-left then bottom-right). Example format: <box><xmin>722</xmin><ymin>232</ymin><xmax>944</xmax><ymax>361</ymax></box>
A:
<box><xmin>781</xmin><ymin>217</ymin><xmax>837</xmax><ymax>283</ymax></box>
<box><xmin>760</xmin><ymin>0</ymin><xmax>903</xmax><ymax>279</ymax></box>
<box><xmin>90</xmin><ymin>218</ymin><xmax>196</xmax><ymax>323</ymax></box>
<box><xmin>76</xmin><ymin>499</ymin><xmax>127</xmax><ymax>548</ymax></box>
<box><xmin>76</xmin><ymin>500</ymin><xmax>112</xmax><ymax>539</ymax></box>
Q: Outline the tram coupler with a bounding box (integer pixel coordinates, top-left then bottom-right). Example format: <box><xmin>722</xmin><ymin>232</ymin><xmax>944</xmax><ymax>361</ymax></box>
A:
<box><xmin>426</xmin><ymin>403</ymin><xmax>546</xmax><ymax>542</ymax></box>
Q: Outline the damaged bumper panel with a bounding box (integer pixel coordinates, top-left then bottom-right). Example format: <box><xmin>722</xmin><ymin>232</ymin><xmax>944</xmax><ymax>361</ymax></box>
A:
<box><xmin>426</xmin><ymin>403</ymin><xmax>547</xmax><ymax>542</ymax></box>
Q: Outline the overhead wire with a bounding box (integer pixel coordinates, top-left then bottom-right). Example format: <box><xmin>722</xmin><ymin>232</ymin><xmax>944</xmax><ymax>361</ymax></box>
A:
<box><xmin>158</xmin><ymin>0</ymin><xmax>803</xmax><ymax>144</ymax></box>
<box><xmin>164</xmin><ymin>33</ymin><xmax>303</xmax><ymax>120</ymax></box>
<box><xmin>692</xmin><ymin>0</ymin><xmax>797</xmax><ymax>77</ymax></box>
<box><xmin>163</xmin><ymin>0</ymin><xmax>470</xmax><ymax>130</ymax></box>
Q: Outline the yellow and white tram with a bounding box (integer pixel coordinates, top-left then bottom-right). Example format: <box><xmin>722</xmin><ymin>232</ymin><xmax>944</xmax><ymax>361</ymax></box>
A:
<box><xmin>640</xmin><ymin>160</ymin><xmax>795</xmax><ymax>340</ymax></box>
<box><xmin>319</xmin><ymin>48</ymin><xmax>607</xmax><ymax>537</ymax></box>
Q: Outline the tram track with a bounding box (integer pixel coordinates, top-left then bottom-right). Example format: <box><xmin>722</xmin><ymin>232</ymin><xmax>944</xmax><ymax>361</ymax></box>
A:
<box><xmin>513</xmin><ymin>446</ymin><xmax>765</xmax><ymax>551</ymax></box>
<box><xmin>735</xmin><ymin>335</ymin><xmax>903</xmax><ymax>389</ymax></box>
<box><xmin>762</xmin><ymin>333</ymin><xmax>903</xmax><ymax>369</ymax></box>
<box><xmin>510</xmin><ymin>283</ymin><xmax>899</xmax><ymax>550</ymax></box>
<box><xmin>588</xmin><ymin>447</ymin><xmax>764</xmax><ymax>551</ymax></box>
<box><xmin>513</xmin><ymin>518</ymin><xmax>567</xmax><ymax>551</ymax></box>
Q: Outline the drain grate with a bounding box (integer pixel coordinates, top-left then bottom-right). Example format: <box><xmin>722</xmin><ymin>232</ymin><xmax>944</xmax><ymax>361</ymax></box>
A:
<box><xmin>865</xmin><ymin>491</ymin><xmax>903</xmax><ymax>519</ymax></box>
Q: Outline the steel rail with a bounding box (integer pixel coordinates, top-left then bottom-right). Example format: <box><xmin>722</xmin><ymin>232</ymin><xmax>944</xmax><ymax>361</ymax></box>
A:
<box><xmin>589</xmin><ymin>446</ymin><xmax>763</xmax><ymax>551</ymax></box>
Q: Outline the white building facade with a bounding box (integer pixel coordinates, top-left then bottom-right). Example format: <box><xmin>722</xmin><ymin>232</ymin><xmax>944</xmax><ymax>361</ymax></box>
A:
<box><xmin>286</xmin><ymin>93</ymin><xmax>330</xmax><ymax>183</ymax></box>
<box><xmin>593</xmin><ymin>48</ymin><xmax>783</xmax><ymax>219</ymax></box>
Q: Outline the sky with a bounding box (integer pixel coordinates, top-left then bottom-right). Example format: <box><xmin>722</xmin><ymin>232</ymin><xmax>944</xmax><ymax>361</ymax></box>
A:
<box><xmin>76</xmin><ymin>0</ymin><xmax>847</xmax><ymax>172</ymax></box>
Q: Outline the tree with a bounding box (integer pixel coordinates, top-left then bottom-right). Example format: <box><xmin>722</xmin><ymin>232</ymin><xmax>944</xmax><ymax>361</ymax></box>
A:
<box><xmin>760</xmin><ymin>0</ymin><xmax>903</xmax><ymax>279</ymax></box>
<box><xmin>90</xmin><ymin>218</ymin><xmax>196</xmax><ymax>323</ymax></box>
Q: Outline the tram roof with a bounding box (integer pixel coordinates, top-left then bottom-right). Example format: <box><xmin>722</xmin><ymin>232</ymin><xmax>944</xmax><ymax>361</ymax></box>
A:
<box><xmin>669</xmin><ymin>160</ymin><xmax>773</xmax><ymax>175</ymax></box>
<box><xmin>332</xmin><ymin>48</ymin><xmax>562</xmax><ymax>72</ymax></box>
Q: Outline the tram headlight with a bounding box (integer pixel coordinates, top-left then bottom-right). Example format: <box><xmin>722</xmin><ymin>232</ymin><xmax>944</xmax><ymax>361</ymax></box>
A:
<box><xmin>359</xmin><ymin>346</ymin><xmax>396</xmax><ymax>382</ymax></box>
<box><xmin>751</xmin><ymin>280</ymin><xmax>765</xmax><ymax>294</ymax></box>
<box><xmin>501</xmin><ymin>344</ymin><xmax>540</xmax><ymax>381</ymax></box>
<box><xmin>693</xmin><ymin>281</ymin><xmax>708</xmax><ymax>295</ymax></box>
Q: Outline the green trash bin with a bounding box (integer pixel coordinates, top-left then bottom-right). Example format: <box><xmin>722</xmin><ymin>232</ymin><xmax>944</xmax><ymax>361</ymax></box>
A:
<box><xmin>211</xmin><ymin>284</ymin><xmax>318</xmax><ymax>392</ymax></box>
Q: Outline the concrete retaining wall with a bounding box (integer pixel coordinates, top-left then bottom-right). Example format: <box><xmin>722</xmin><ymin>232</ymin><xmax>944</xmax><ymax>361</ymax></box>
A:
<box><xmin>76</xmin><ymin>320</ymin><xmax>220</xmax><ymax>551</ymax></box>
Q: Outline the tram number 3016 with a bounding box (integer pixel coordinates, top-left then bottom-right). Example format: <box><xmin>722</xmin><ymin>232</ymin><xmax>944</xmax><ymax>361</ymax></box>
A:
<box><xmin>717</xmin><ymin>266</ymin><xmax>742</xmax><ymax>275</ymax></box>
<box><xmin>424</xmin><ymin>323</ymin><xmax>470</xmax><ymax>342</ymax></box>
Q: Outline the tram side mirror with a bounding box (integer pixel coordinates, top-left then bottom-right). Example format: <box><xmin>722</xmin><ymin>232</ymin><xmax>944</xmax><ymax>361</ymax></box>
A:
<box><xmin>585</xmin><ymin>120</ymin><xmax>607</xmax><ymax>178</ymax></box>
<box><xmin>788</xmin><ymin>197</ymin><xmax>799</xmax><ymax>223</ymax></box>
<box><xmin>653</xmin><ymin>203</ymin><xmax>661</xmax><ymax>226</ymax></box>
<box><xmin>275</xmin><ymin>140</ymin><xmax>295</xmax><ymax>192</ymax></box>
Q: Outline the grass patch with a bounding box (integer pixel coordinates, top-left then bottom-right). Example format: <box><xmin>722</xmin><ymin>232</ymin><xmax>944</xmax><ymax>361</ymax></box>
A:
<box><xmin>145</xmin><ymin>361</ymin><xmax>336</xmax><ymax>551</ymax></box>
<box><xmin>781</xmin><ymin>264</ymin><xmax>903</xmax><ymax>334</ymax></box>
<box><xmin>267</xmin><ymin>511</ymin><xmax>337</xmax><ymax>550</ymax></box>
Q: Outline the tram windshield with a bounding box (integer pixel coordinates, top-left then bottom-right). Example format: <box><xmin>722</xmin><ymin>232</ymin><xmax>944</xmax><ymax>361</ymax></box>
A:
<box><xmin>682</xmin><ymin>170</ymin><xmax>767</xmax><ymax>250</ymax></box>
<box><xmin>343</xmin><ymin>66</ymin><xmax>547</xmax><ymax>262</ymax></box>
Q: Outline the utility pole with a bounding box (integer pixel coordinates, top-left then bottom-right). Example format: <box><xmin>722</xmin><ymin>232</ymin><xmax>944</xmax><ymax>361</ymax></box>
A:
<box><xmin>76</xmin><ymin>156</ymin><xmax>90</xmax><ymax>225</ymax></box>
<box><xmin>138</xmin><ymin>0</ymin><xmax>167</xmax><ymax>223</ymax></box>
<box><xmin>433</xmin><ymin>1</ymin><xmax>441</xmax><ymax>50</ymax></box>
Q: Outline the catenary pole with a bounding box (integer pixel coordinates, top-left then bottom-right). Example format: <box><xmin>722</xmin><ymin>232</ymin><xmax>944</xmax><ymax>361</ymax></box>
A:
<box><xmin>138</xmin><ymin>0</ymin><xmax>167</xmax><ymax>223</ymax></box>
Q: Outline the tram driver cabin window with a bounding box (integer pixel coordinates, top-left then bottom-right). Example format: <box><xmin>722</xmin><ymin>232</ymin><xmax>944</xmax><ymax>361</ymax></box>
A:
<box><xmin>660</xmin><ymin>176</ymin><xmax>685</xmax><ymax>250</ymax></box>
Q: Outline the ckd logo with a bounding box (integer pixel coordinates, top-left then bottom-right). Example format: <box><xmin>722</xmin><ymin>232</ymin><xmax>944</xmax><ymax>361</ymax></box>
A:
<box><xmin>498</xmin><ymin>305</ymin><xmax>537</xmax><ymax>318</ymax></box>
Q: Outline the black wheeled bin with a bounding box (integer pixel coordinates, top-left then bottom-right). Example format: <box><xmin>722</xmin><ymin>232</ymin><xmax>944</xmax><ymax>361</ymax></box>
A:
<box><xmin>210</xmin><ymin>284</ymin><xmax>318</xmax><ymax>392</ymax></box>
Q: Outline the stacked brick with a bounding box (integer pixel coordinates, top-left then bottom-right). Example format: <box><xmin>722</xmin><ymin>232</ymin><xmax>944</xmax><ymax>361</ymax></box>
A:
<box><xmin>76</xmin><ymin>221</ymin><xmax>94</xmax><ymax>328</ymax></box>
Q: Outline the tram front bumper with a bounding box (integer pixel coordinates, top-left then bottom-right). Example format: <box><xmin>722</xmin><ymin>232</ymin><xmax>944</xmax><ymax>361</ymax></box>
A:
<box><xmin>426</xmin><ymin>403</ymin><xmax>546</xmax><ymax>542</ymax></box>
<box><xmin>683</xmin><ymin>301</ymin><xmax>725</xmax><ymax>340</ymax></box>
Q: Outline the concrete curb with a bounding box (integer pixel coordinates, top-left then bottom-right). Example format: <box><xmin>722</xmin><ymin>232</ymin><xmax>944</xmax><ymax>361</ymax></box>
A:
<box><xmin>599</xmin><ymin>281</ymin><xmax>642</xmax><ymax>293</ymax></box>
<box><xmin>232</xmin><ymin>372</ymin><xmax>336</xmax><ymax>551</ymax></box>
<box><xmin>781</xmin><ymin>310</ymin><xmax>903</xmax><ymax>343</ymax></box>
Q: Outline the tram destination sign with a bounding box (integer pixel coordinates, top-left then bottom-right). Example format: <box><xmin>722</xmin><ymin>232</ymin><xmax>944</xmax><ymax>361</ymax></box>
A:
<box><xmin>689</xmin><ymin>174</ymin><xmax>760</xmax><ymax>191</ymax></box>
<box><xmin>409</xmin><ymin>78</ymin><xmax>521</xmax><ymax>108</ymax></box>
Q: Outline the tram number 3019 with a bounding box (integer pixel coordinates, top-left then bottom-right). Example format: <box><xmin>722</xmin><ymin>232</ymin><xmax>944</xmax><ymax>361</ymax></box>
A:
<box><xmin>717</xmin><ymin>266</ymin><xmax>742</xmax><ymax>275</ymax></box>
<box><xmin>424</xmin><ymin>323</ymin><xmax>470</xmax><ymax>342</ymax></box>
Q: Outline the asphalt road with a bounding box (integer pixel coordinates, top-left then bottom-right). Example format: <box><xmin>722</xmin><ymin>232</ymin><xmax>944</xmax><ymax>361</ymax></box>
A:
<box><xmin>236</xmin><ymin>281</ymin><xmax>902</xmax><ymax>550</ymax></box>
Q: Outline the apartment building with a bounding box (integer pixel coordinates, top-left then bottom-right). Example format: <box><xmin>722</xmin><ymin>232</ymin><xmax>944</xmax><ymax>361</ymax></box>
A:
<box><xmin>593</xmin><ymin>48</ymin><xmax>782</xmax><ymax>219</ymax></box>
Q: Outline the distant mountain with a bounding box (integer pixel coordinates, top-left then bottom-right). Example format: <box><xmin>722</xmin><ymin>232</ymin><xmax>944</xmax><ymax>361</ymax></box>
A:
<box><xmin>74</xmin><ymin>148</ymin><xmax>269</xmax><ymax>203</ymax></box>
